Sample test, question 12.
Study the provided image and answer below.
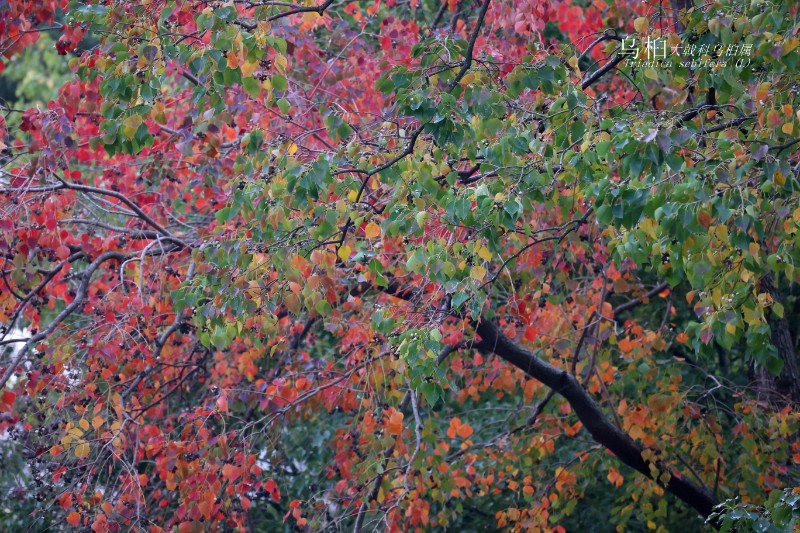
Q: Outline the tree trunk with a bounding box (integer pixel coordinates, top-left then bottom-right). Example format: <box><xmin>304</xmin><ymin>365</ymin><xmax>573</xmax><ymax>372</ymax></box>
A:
<box><xmin>755</xmin><ymin>274</ymin><xmax>800</xmax><ymax>406</ymax></box>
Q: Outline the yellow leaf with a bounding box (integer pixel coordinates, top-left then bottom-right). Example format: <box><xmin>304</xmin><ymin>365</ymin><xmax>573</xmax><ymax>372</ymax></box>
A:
<box><xmin>79</xmin><ymin>419</ymin><xmax>90</xmax><ymax>431</ymax></box>
<box><xmin>288</xmin><ymin>142</ymin><xmax>298</xmax><ymax>155</ymax></box>
<box><xmin>74</xmin><ymin>442</ymin><xmax>90</xmax><ymax>459</ymax></box>
<box><xmin>364</xmin><ymin>222</ymin><xmax>381</xmax><ymax>239</ymax></box>
<box><xmin>121</xmin><ymin>116</ymin><xmax>142</xmax><ymax>140</ymax></box>
<box><xmin>639</xmin><ymin>217</ymin><xmax>657</xmax><ymax>239</ymax></box>
<box><xmin>477</xmin><ymin>245</ymin><xmax>492</xmax><ymax>261</ymax></box>
<box><xmin>666</xmin><ymin>33</ymin><xmax>680</xmax><ymax>47</ymax></box>
<box><xmin>337</xmin><ymin>244</ymin><xmax>351</xmax><ymax>262</ymax></box>
<box><xmin>152</xmin><ymin>102</ymin><xmax>166</xmax><ymax>124</ymax></box>
<box><xmin>782</xmin><ymin>122</ymin><xmax>794</xmax><ymax>135</ymax></box>
<box><xmin>756</xmin><ymin>82</ymin><xmax>771</xmax><ymax>102</ymax></box>
<box><xmin>757</xmin><ymin>292</ymin><xmax>773</xmax><ymax>307</ymax></box>
<box><xmin>273</xmin><ymin>53</ymin><xmax>288</xmax><ymax>74</ymax></box>
<box><xmin>775</xmin><ymin>170</ymin><xmax>786</xmax><ymax>186</ymax></box>
<box><xmin>241</xmin><ymin>61</ymin><xmax>257</xmax><ymax>77</ymax></box>
<box><xmin>567</xmin><ymin>55</ymin><xmax>579</xmax><ymax>69</ymax></box>
<box><xmin>470</xmin><ymin>265</ymin><xmax>487</xmax><ymax>281</ymax></box>
<box><xmin>783</xmin><ymin>37</ymin><xmax>800</xmax><ymax>56</ymax></box>
<box><xmin>92</xmin><ymin>416</ymin><xmax>104</xmax><ymax>430</ymax></box>
<box><xmin>708</xmin><ymin>18</ymin><xmax>721</xmax><ymax>36</ymax></box>
<box><xmin>459</xmin><ymin>72</ymin><xmax>475</xmax><ymax>87</ymax></box>
<box><xmin>743</xmin><ymin>305</ymin><xmax>762</xmax><ymax>326</ymax></box>
<box><xmin>634</xmin><ymin>17</ymin><xmax>649</xmax><ymax>33</ymax></box>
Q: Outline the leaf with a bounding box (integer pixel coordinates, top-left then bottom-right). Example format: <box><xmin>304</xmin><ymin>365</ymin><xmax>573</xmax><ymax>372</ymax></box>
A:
<box><xmin>607</xmin><ymin>467</ymin><xmax>624</xmax><ymax>488</ymax></box>
<box><xmin>476</xmin><ymin>245</ymin><xmax>492</xmax><ymax>261</ymax></box>
<box><xmin>634</xmin><ymin>17</ymin><xmax>649</xmax><ymax>33</ymax></box>
<box><xmin>387</xmin><ymin>411</ymin><xmax>403</xmax><ymax>435</ymax></box>
<box><xmin>216</xmin><ymin>394</ymin><xmax>229</xmax><ymax>413</ymax></box>
<box><xmin>618</xmin><ymin>337</ymin><xmax>634</xmax><ymax>353</ymax></box>
<box><xmin>74</xmin><ymin>442</ymin><xmax>90</xmax><ymax>459</ymax></box>
<box><xmin>364</xmin><ymin>222</ymin><xmax>381</xmax><ymax>239</ymax></box>
<box><xmin>67</xmin><ymin>512</ymin><xmax>81</xmax><ymax>526</ymax></box>
<box><xmin>56</xmin><ymin>245</ymin><xmax>71</xmax><ymax>260</ymax></box>
<box><xmin>470</xmin><ymin>265</ymin><xmax>487</xmax><ymax>281</ymax></box>
<box><xmin>222</xmin><ymin>463</ymin><xmax>240</xmax><ymax>482</ymax></box>
<box><xmin>447</xmin><ymin>417</ymin><xmax>473</xmax><ymax>439</ymax></box>
<box><xmin>0</xmin><ymin>390</ymin><xmax>15</xmax><ymax>411</ymax></box>
<box><xmin>272</xmin><ymin>74</ymin><xmax>287</xmax><ymax>91</ymax></box>
<box><xmin>337</xmin><ymin>244</ymin><xmax>352</xmax><ymax>262</ymax></box>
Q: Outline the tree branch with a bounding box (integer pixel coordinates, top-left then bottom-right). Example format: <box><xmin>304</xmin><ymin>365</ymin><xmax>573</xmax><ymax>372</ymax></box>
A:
<box><xmin>446</xmin><ymin>0</ymin><xmax>492</xmax><ymax>92</ymax></box>
<box><xmin>472</xmin><ymin>319</ymin><xmax>719</xmax><ymax>518</ymax></box>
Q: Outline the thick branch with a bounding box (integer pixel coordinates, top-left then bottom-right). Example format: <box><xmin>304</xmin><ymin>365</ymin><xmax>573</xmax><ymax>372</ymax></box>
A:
<box><xmin>473</xmin><ymin>319</ymin><xmax>719</xmax><ymax>518</ymax></box>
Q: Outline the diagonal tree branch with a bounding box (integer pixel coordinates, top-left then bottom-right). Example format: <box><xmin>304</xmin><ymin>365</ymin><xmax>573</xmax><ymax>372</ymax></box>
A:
<box><xmin>446</xmin><ymin>0</ymin><xmax>492</xmax><ymax>92</ymax></box>
<box><xmin>472</xmin><ymin>319</ymin><xmax>719</xmax><ymax>518</ymax></box>
<box><xmin>372</xmin><ymin>278</ymin><xmax>719</xmax><ymax>518</ymax></box>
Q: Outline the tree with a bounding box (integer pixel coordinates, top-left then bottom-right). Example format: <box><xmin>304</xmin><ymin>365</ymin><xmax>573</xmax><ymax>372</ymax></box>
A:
<box><xmin>0</xmin><ymin>0</ymin><xmax>798</xmax><ymax>531</ymax></box>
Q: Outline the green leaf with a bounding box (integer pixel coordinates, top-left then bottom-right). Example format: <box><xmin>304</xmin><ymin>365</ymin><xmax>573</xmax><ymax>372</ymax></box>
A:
<box><xmin>272</xmin><ymin>74</ymin><xmax>288</xmax><ymax>91</ymax></box>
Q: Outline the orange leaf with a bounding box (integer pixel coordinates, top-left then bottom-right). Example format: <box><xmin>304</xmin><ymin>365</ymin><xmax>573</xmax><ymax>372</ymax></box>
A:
<box><xmin>607</xmin><ymin>467</ymin><xmax>624</xmax><ymax>487</ymax></box>
<box><xmin>618</xmin><ymin>337</ymin><xmax>634</xmax><ymax>353</ymax></box>
<box><xmin>387</xmin><ymin>410</ymin><xmax>404</xmax><ymax>435</ymax></box>
<box><xmin>199</xmin><ymin>494</ymin><xmax>214</xmax><ymax>520</ymax></box>
<box><xmin>447</xmin><ymin>417</ymin><xmax>461</xmax><ymax>439</ymax></box>
<box><xmin>67</xmin><ymin>511</ymin><xmax>81</xmax><ymax>526</ymax></box>
<box><xmin>222</xmin><ymin>463</ymin><xmax>240</xmax><ymax>482</ymax></box>
<box><xmin>216</xmin><ymin>394</ymin><xmax>229</xmax><ymax>414</ymax></box>
<box><xmin>448</xmin><ymin>417</ymin><xmax>473</xmax><ymax>439</ymax></box>
<box><xmin>457</xmin><ymin>422</ymin><xmax>474</xmax><ymax>439</ymax></box>
<box><xmin>364</xmin><ymin>221</ymin><xmax>381</xmax><ymax>239</ymax></box>
<box><xmin>697</xmin><ymin>210</ymin><xmax>712</xmax><ymax>228</ymax></box>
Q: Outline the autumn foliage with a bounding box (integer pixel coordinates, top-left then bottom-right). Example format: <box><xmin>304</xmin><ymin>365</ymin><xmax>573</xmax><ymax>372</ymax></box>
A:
<box><xmin>0</xmin><ymin>0</ymin><xmax>799</xmax><ymax>531</ymax></box>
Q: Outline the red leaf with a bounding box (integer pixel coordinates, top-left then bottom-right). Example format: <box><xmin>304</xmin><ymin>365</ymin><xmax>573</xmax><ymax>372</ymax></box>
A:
<box><xmin>56</xmin><ymin>245</ymin><xmax>71</xmax><ymax>260</ymax></box>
